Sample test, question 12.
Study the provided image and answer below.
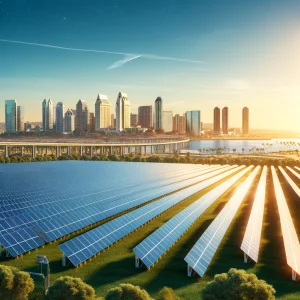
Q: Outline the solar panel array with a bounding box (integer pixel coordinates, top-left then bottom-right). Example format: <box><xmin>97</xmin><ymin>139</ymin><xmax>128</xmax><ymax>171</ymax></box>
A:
<box><xmin>241</xmin><ymin>166</ymin><xmax>267</xmax><ymax>263</ymax></box>
<box><xmin>133</xmin><ymin>165</ymin><xmax>252</xmax><ymax>269</ymax></box>
<box><xmin>184</xmin><ymin>166</ymin><xmax>260</xmax><ymax>277</ymax></box>
<box><xmin>271</xmin><ymin>166</ymin><xmax>300</xmax><ymax>280</ymax></box>
<box><xmin>281</xmin><ymin>167</ymin><xmax>300</xmax><ymax>198</ymax></box>
<box><xmin>59</xmin><ymin>165</ymin><xmax>239</xmax><ymax>266</ymax></box>
<box><xmin>0</xmin><ymin>162</ymin><xmax>222</xmax><ymax>257</ymax></box>
<box><xmin>287</xmin><ymin>167</ymin><xmax>300</xmax><ymax>180</ymax></box>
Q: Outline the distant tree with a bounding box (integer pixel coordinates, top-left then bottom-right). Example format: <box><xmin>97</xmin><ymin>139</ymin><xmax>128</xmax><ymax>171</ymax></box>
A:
<box><xmin>0</xmin><ymin>265</ymin><xmax>34</xmax><ymax>300</ymax></box>
<box><xmin>202</xmin><ymin>268</ymin><xmax>276</xmax><ymax>300</ymax></box>
<box><xmin>47</xmin><ymin>276</ymin><xmax>96</xmax><ymax>300</ymax></box>
<box><xmin>105</xmin><ymin>283</ymin><xmax>152</xmax><ymax>300</ymax></box>
<box><xmin>157</xmin><ymin>287</ymin><xmax>181</xmax><ymax>300</ymax></box>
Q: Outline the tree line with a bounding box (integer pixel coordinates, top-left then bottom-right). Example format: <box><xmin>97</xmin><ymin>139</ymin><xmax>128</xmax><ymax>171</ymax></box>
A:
<box><xmin>0</xmin><ymin>152</ymin><xmax>299</xmax><ymax>167</ymax></box>
<box><xmin>0</xmin><ymin>265</ymin><xmax>275</xmax><ymax>300</ymax></box>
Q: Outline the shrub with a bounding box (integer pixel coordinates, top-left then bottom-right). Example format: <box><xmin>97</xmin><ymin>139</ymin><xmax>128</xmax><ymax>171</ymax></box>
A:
<box><xmin>47</xmin><ymin>276</ymin><xmax>96</xmax><ymax>300</ymax></box>
<box><xmin>0</xmin><ymin>265</ymin><xmax>34</xmax><ymax>300</ymax></box>
<box><xmin>202</xmin><ymin>268</ymin><xmax>276</xmax><ymax>300</ymax></box>
<box><xmin>105</xmin><ymin>283</ymin><xmax>152</xmax><ymax>300</ymax></box>
<box><xmin>157</xmin><ymin>287</ymin><xmax>181</xmax><ymax>300</ymax></box>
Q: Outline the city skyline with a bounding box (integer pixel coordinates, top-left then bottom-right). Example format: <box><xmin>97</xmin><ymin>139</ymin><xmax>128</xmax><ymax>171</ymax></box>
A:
<box><xmin>1</xmin><ymin>0</ymin><xmax>299</xmax><ymax>131</ymax></box>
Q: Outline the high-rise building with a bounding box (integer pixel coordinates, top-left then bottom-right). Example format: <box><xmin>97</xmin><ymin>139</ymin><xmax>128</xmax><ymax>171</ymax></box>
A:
<box><xmin>242</xmin><ymin>107</ymin><xmax>249</xmax><ymax>135</ymax></box>
<box><xmin>173</xmin><ymin>114</ymin><xmax>186</xmax><ymax>134</ymax></box>
<box><xmin>42</xmin><ymin>99</ymin><xmax>54</xmax><ymax>131</ymax></box>
<box><xmin>89</xmin><ymin>113</ymin><xmax>95</xmax><ymax>132</ymax></box>
<box><xmin>17</xmin><ymin>106</ymin><xmax>24</xmax><ymax>132</ymax></box>
<box><xmin>95</xmin><ymin>94</ymin><xmax>111</xmax><ymax>131</ymax></box>
<box><xmin>186</xmin><ymin>110</ymin><xmax>201</xmax><ymax>136</ymax></box>
<box><xmin>25</xmin><ymin>121</ymin><xmax>33</xmax><ymax>131</ymax></box>
<box><xmin>64</xmin><ymin>109</ymin><xmax>75</xmax><ymax>132</ymax></box>
<box><xmin>222</xmin><ymin>107</ymin><xmax>229</xmax><ymax>134</ymax></box>
<box><xmin>162</xmin><ymin>111</ymin><xmax>173</xmax><ymax>133</ymax></box>
<box><xmin>116</xmin><ymin>92</ymin><xmax>130</xmax><ymax>131</ymax></box>
<box><xmin>5</xmin><ymin>99</ymin><xmax>17</xmax><ymax>133</ymax></box>
<box><xmin>110</xmin><ymin>113</ymin><xmax>115</xmax><ymax>128</ymax></box>
<box><xmin>130</xmin><ymin>113</ymin><xmax>138</xmax><ymax>127</ymax></box>
<box><xmin>75</xmin><ymin>99</ymin><xmax>89</xmax><ymax>132</ymax></box>
<box><xmin>214</xmin><ymin>107</ymin><xmax>221</xmax><ymax>135</ymax></box>
<box><xmin>56</xmin><ymin>102</ymin><xmax>65</xmax><ymax>132</ymax></box>
<box><xmin>154</xmin><ymin>97</ymin><xmax>163</xmax><ymax>130</ymax></box>
<box><xmin>138</xmin><ymin>106</ymin><xmax>153</xmax><ymax>128</ymax></box>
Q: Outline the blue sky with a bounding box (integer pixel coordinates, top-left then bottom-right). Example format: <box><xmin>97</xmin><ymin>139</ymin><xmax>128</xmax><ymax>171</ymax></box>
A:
<box><xmin>1</xmin><ymin>0</ymin><xmax>300</xmax><ymax>130</ymax></box>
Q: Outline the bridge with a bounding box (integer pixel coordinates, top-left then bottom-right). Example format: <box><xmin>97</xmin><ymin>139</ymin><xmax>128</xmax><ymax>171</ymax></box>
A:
<box><xmin>0</xmin><ymin>138</ymin><xmax>189</xmax><ymax>158</ymax></box>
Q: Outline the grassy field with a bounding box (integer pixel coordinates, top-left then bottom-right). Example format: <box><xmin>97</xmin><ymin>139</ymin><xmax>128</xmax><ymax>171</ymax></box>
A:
<box><xmin>1</xmin><ymin>166</ymin><xmax>300</xmax><ymax>299</ymax></box>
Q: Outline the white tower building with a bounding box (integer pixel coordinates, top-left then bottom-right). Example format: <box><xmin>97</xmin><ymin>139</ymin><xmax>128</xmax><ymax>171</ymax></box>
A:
<box><xmin>42</xmin><ymin>99</ymin><xmax>54</xmax><ymax>131</ymax></box>
<box><xmin>116</xmin><ymin>92</ymin><xmax>130</xmax><ymax>132</ymax></box>
<box><xmin>95</xmin><ymin>94</ymin><xmax>111</xmax><ymax>130</ymax></box>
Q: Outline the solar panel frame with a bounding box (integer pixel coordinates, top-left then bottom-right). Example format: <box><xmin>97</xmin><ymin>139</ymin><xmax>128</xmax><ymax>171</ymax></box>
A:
<box><xmin>241</xmin><ymin>166</ymin><xmax>267</xmax><ymax>263</ymax></box>
<box><xmin>271</xmin><ymin>166</ymin><xmax>300</xmax><ymax>281</ymax></box>
<box><xmin>279</xmin><ymin>166</ymin><xmax>300</xmax><ymax>198</ymax></box>
<box><xmin>184</xmin><ymin>166</ymin><xmax>260</xmax><ymax>277</ymax></box>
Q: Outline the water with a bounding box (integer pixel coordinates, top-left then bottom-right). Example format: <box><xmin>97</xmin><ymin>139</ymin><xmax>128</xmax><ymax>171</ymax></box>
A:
<box><xmin>185</xmin><ymin>138</ymin><xmax>300</xmax><ymax>154</ymax></box>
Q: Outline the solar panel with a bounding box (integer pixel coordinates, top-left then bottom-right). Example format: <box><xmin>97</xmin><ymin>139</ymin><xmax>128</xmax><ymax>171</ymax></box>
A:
<box><xmin>283</xmin><ymin>167</ymin><xmax>300</xmax><ymax>197</ymax></box>
<box><xmin>184</xmin><ymin>166</ymin><xmax>260</xmax><ymax>277</ymax></box>
<box><xmin>59</xmin><ymin>165</ymin><xmax>240</xmax><ymax>266</ymax></box>
<box><xmin>287</xmin><ymin>167</ymin><xmax>300</xmax><ymax>180</ymax></box>
<box><xmin>271</xmin><ymin>166</ymin><xmax>300</xmax><ymax>281</ymax></box>
<box><xmin>133</xmin><ymin>165</ymin><xmax>253</xmax><ymax>269</ymax></box>
<box><xmin>241</xmin><ymin>166</ymin><xmax>267</xmax><ymax>263</ymax></box>
<box><xmin>0</xmin><ymin>163</ymin><xmax>230</xmax><ymax>257</ymax></box>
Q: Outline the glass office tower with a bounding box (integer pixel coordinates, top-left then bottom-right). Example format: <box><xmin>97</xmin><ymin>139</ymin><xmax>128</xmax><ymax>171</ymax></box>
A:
<box><xmin>186</xmin><ymin>110</ymin><xmax>201</xmax><ymax>136</ymax></box>
<box><xmin>5</xmin><ymin>99</ymin><xmax>17</xmax><ymax>133</ymax></box>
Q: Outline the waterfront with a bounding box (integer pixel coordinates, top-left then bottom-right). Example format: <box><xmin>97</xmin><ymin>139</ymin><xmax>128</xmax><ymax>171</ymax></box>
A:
<box><xmin>186</xmin><ymin>138</ymin><xmax>300</xmax><ymax>154</ymax></box>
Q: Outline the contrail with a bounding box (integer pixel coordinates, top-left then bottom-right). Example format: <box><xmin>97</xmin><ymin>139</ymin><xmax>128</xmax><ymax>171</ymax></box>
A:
<box><xmin>108</xmin><ymin>55</ymin><xmax>142</xmax><ymax>69</ymax></box>
<box><xmin>0</xmin><ymin>38</ymin><xmax>204</xmax><ymax>69</ymax></box>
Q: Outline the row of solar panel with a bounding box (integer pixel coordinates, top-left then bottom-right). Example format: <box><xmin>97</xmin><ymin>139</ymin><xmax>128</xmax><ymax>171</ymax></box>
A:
<box><xmin>0</xmin><ymin>165</ymin><xmax>211</xmax><ymax>218</ymax></box>
<box><xmin>133</xmin><ymin>165</ymin><xmax>250</xmax><ymax>268</ymax></box>
<box><xmin>0</xmin><ymin>165</ymin><xmax>230</xmax><ymax>257</ymax></box>
<box><xmin>0</xmin><ymin>164</ymin><xmax>204</xmax><ymax>205</ymax></box>
<box><xmin>59</xmin><ymin>165</ymin><xmax>242</xmax><ymax>266</ymax></box>
<box><xmin>0</xmin><ymin>165</ymin><xmax>219</xmax><ymax>236</ymax></box>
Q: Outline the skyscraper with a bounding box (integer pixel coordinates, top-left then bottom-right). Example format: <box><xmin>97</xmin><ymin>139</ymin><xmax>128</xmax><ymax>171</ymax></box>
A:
<box><xmin>5</xmin><ymin>99</ymin><xmax>17</xmax><ymax>133</ymax></box>
<box><xmin>17</xmin><ymin>106</ymin><xmax>24</xmax><ymax>132</ymax></box>
<box><xmin>154</xmin><ymin>97</ymin><xmax>163</xmax><ymax>130</ymax></box>
<box><xmin>116</xmin><ymin>92</ymin><xmax>130</xmax><ymax>131</ymax></box>
<box><xmin>110</xmin><ymin>113</ymin><xmax>115</xmax><ymax>128</ymax></box>
<box><xmin>186</xmin><ymin>110</ymin><xmax>201</xmax><ymax>136</ymax></box>
<box><xmin>95</xmin><ymin>94</ymin><xmax>111</xmax><ymax>131</ymax></box>
<box><xmin>173</xmin><ymin>114</ymin><xmax>186</xmax><ymax>134</ymax></box>
<box><xmin>162</xmin><ymin>111</ymin><xmax>173</xmax><ymax>132</ymax></box>
<box><xmin>222</xmin><ymin>107</ymin><xmax>229</xmax><ymax>134</ymax></box>
<box><xmin>214</xmin><ymin>107</ymin><xmax>221</xmax><ymax>135</ymax></box>
<box><xmin>242</xmin><ymin>107</ymin><xmax>249</xmax><ymax>135</ymax></box>
<box><xmin>42</xmin><ymin>99</ymin><xmax>54</xmax><ymax>131</ymax></box>
<box><xmin>56</xmin><ymin>102</ymin><xmax>65</xmax><ymax>132</ymax></box>
<box><xmin>89</xmin><ymin>113</ymin><xmax>95</xmax><ymax>132</ymax></box>
<box><xmin>65</xmin><ymin>109</ymin><xmax>75</xmax><ymax>132</ymax></box>
<box><xmin>138</xmin><ymin>106</ymin><xmax>153</xmax><ymax>128</ymax></box>
<box><xmin>75</xmin><ymin>99</ymin><xmax>89</xmax><ymax>132</ymax></box>
<box><xmin>130</xmin><ymin>113</ymin><xmax>138</xmax><ymax>127</ymax></box>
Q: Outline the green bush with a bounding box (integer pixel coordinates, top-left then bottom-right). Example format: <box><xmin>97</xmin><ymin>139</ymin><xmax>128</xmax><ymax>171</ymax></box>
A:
<box><xmin>0</xmin><ymin>265</ymin><xmax>34</xmax><ymax>300</ymax></box>
<box><xmin>47</xmin><ymin>276</ymin><xmax>97</xmax><ymax>300</ymax></box>
<box><xmin>202</xmin><ymin>268</ymin><xmax>276</xmax><ymax>300</ymax></box>
<box><xmin>157</xmin><ymin>287</ymin><xmax>181</xmax><ymax>300</ymax></box>
<box><xmin>105</xmin><ymin>283</ymin><xmax>152</xmax><ymax>300</ymax></box>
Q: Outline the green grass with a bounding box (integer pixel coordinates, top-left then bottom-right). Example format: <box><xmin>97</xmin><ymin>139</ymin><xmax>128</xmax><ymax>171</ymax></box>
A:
<box><xmin>1</xmin><ymin>167</ymin><xmax>300</xmax><ymax>299</ymax></box>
